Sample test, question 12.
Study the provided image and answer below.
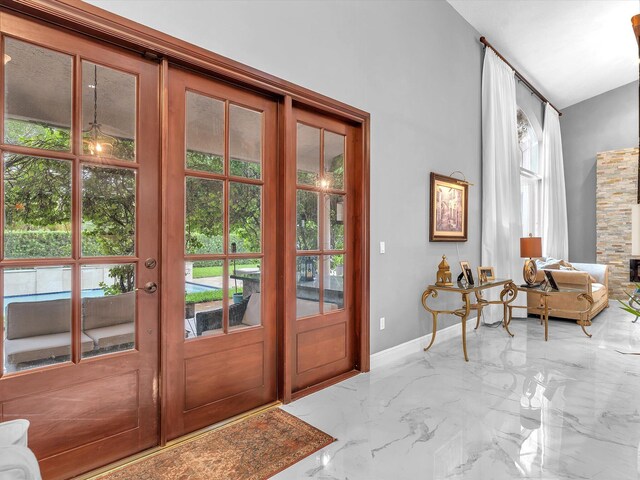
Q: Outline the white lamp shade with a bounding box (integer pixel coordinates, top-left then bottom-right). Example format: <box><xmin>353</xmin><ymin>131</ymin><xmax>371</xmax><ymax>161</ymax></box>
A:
<box><xmin>633</xmin><ymin>204</ymin><xmax>640</xmax><ymax>256</ymax></box>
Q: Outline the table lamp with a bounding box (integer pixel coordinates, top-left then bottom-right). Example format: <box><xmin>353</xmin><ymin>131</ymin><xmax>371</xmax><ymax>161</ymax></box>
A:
<box><xmin>520</xmin><ymin>235</ymin><xmax>542</xmax><ymax>287</ymax></box>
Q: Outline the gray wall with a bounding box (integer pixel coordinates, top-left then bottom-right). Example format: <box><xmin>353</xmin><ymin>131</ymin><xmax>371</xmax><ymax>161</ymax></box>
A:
<box><xmin>561</xmin><ymin>81</ymin><xmax>638</xmax><ymax>262</ymax></box>
<box><xmin>89</xmin><ymin>0</ymin><xmax>484</xmax><ymax>354</ymax></box>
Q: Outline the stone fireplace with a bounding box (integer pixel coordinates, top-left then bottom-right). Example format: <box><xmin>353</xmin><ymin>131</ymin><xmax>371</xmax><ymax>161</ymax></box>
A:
<box><xmin>596</xmin><ymin>147</ymin><xmax>639</xmax><ymax>299</ymax></box>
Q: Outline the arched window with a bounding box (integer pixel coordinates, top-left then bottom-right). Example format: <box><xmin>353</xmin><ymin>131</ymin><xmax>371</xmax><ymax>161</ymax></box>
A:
<box><xmin>517</xmin><ymin>108</ymin><xmax>541</xmax><ymax>237</ymax></box>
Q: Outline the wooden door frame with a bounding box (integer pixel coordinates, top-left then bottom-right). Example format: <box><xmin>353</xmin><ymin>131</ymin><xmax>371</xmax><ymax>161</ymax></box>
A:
<box><xmin>2</xmin><ymin>0</ymin><xmax>369</xmax><ymax>431</ymax></box>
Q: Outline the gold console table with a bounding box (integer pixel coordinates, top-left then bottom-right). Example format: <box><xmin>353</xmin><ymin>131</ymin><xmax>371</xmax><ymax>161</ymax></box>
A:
<box><xmin>421</xmin><ymin>279</ymin><xmax>518</xmax><ymax>361</ymax></box>
<box><xmin>508</xmin><ymin>285</ymin><xmax>594</xmax><ymax>340</ymax></box>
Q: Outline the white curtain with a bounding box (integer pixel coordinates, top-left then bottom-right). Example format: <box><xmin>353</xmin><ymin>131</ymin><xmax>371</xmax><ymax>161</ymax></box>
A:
<box><xmin>481</xmin><ymin>49</ymin><xmax>522</xmax><ymax>293</ymax></box>
<box><xmin>541</xmin><ymin>103</ymin><xmax>569</xmax><ymax>260</ymax></box>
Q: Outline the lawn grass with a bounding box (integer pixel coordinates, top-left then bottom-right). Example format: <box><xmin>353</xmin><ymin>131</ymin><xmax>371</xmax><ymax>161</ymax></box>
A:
<box><xmin>193</xmin><ymin>263</ymin><xmax>259</xmax><ymax>279</ymax></box>
<box><xmin>185</xmin><ymin>288</ymin><xmax>242</xmax><ymax>304</ymax></box>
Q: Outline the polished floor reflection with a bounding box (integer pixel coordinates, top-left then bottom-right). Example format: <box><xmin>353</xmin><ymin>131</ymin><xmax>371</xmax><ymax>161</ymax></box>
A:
<box><xmin>276</xmin><ymin>307</ymin><xmax>640</xmax><ymax>479</ymax></box>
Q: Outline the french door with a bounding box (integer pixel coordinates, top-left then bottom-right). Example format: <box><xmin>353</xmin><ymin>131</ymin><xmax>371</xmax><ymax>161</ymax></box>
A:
<box><xmin>163</xmin><ymin>66</ymin><xmax>277</xmax><ymax>439</ymax></box>
<box><xmin>289</xmin><ymin>107</ymin><xmax>358</xmax><ymax>394</ymax></box>
<box><xmin>0</xmin><ymin>13</ymin><xmax>160</xmax><ymax>480</ymax></box>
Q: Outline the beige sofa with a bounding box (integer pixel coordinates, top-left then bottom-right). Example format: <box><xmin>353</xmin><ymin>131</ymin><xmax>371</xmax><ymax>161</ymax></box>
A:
<box><xmin>5</xmin><ymin>292</ymin><xmax>135</xmax><ymax>366</ymax></box>
<box><xmin>527</xmin><ymin>262</ymin><xmax>609</xmax><ymax>323</ymax></box>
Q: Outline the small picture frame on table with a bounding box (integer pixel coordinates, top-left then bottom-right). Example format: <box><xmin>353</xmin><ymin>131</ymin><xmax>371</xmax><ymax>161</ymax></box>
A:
<box><xmin>459</xmin><ymin>261</ymin><xmax>474</xmax><ymax>285</ymax></box>
<box><xmin>477</xmin><ymin>266</ymin><xmax>495</xmax><ymax>283</ymax></box>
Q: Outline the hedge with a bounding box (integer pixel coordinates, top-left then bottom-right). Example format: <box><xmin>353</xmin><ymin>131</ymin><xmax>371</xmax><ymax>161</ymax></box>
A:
<box><xmin>185</xmin><ymin>288</ymin><xmax>241</xmax><ymax>304</ymax></box>
<box><xmin>4</xmin><ymin>230</ymin><xmax>103</xmax><ymax>258</ymax></box>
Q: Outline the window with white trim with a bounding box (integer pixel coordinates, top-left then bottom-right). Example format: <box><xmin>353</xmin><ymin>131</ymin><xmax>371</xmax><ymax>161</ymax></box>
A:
<box><xmin>517</xmin><ymin>108</ymin><xmax>541</xmax><ymax>237</ymax></box>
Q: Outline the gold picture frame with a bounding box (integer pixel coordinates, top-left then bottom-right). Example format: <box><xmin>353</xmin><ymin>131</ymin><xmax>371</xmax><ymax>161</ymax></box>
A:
<box><xmin>477</xmin><ymin>266</ymin><xmax>495</xmax><ymax>283</ymax></box>
<box><xmin>459</xmin><ymin>261</ymin><xmax>474</xmax><ymax>284</ymax></box>
<box><xmin>429</xmin><ymin>172</ymin><xmax>468</xmax><ymax>242</ymax></box>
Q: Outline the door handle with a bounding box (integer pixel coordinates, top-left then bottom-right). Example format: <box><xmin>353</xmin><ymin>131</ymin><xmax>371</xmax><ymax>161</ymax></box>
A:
<box><xmin>137</xmin><ymin>282</ymin><xmax>158</xmax><ymax>294</ymax></box>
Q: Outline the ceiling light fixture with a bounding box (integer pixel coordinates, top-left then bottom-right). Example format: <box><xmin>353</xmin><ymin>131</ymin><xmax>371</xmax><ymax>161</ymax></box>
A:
<box><xmin>82</xmin><ymin>64</ymin><xmax>115</xmax><ymax>157</ymax></box>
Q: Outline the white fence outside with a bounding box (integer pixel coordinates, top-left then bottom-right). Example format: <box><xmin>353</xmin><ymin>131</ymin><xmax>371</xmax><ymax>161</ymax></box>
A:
<box><xmin>5</xmin><ymin>266</ymin><xmax>115</xmax><ymax>297</ymax></box>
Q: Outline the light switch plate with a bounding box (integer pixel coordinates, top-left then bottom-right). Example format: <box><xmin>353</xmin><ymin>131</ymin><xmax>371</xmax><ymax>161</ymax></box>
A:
<box><xmin>380</xmin><ymin>241</ymin><xmax>385</xmax><ymax>254</ymax></box>
<box><xmin>380</xmin><ymin>317</ymin><xmax>385</xmax><ymax>330</ymax></box>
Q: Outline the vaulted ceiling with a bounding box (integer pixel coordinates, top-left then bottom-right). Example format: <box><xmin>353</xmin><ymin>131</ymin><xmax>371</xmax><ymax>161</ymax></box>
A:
<box><xmin>448</xmin><ymin>0</ymin><xmax>639</xmax><ymax>110</ymax></box>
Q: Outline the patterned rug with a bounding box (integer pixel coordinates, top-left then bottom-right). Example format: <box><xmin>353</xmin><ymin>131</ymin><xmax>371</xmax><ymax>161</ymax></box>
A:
<box><xmin>95</xmin><ymin>408</ymin><xmax>335</xmax><ymax>480</ymax></box>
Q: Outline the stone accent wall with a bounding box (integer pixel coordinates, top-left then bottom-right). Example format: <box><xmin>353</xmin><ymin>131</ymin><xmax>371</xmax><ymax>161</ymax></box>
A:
<box><xmin>596</xmin><ymin>148</ymin><xmax>639</xmax><ymax>300</ymax></box>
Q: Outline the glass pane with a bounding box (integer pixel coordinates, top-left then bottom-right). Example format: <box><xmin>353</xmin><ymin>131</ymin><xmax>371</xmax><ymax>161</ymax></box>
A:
<box><xmin>185</xmin><ymin>177</ymin><xmax>223</xmax><ymax>255</ymax></box>
<box><xmin>186</xmin><ymin>260</ymin><xmax>223</xmax><ymax>338</ymax></box>
<box><xmin>324</xmin><ymin>194</ymin><xmax>345</xmax><ymax>250</ymax></box>
<box><xmin>4</xmin><ymin>154</ymin><xmax>72</xmax><ymax>258</ymax></box>
<box><xmin>4</xmin><ymin>38</ymin><xmax>72</xmax><ymax>151</ymax></box>
<box><xmin>4</xmin><ymin>266</ymin><xmax>71</xmax><ymax>374</ymax></box>
<box><xmin>324</xmin><ymin>131</ymin><xmax>345</xmax><ymax>190</ymax></box>
<box><xmin>228</xmin><ymin>258</ymin><xmax>261</xmax><ymax>330</ymax></box>
<box><xmin>82</xmin><ymin>165</ymin><xmax>136</xmax><ymax>256</ymax></box>
<box><xmin>81</xmin><ymin>264</ymin><xmax>135</xmax><ymax>358</ymax></box>
<box><xmin>296</xmin><ymin>190</ymin><xmax>318</xmax><ymax>251</ymax></box>
<box><xmin>297</xmin><ymin>123</ymin><xmax>320</xmax><ymax>186</ymax></box>
<box><xmin>186</xmin><ymin>91</ymin><xmax>224</xmax><ymax>174</ymax></box>
<box><xmin>324</xmin><ymin>255</ymin><xmax>344</xmax><ymax>311</ymax></box>
<box><xmin>296</xmin><ymin>256</ymin><xmax>319</xmax><ymax>318</ymax></box>
<box><xmin>82</xmin><ymin>62</ymin><xmax>136</xmax><ymax>161</ymax></box>
<box><xmin>229</xmin><ymin>104</ymin><xmax>261</xmax><ymax>179</ymax></box>
<box><xmin>229</xmin><ymin>182</ymin><xmax>261</xmax><ymax>253</ymax></box>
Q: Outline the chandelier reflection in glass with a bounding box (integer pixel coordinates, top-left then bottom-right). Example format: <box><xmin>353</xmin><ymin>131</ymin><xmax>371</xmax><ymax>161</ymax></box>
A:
<box><xmin>83</xmin><ymin>64</ymin><xmax>116</xmax><ymax>157</ymax></box>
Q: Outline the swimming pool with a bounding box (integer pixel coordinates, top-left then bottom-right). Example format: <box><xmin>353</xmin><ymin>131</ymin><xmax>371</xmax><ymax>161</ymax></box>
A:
<box><xmin>3</xmin><ymin>281</ymin><xmax>216</xmax><ymax>309</ymax></box>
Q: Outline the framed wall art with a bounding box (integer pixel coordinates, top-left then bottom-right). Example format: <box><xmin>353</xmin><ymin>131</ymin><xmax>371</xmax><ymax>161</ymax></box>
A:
<box><xmin>429</xmin><ymin>172</ymin><xmax>468</xmax><ymax>242</ymax></box>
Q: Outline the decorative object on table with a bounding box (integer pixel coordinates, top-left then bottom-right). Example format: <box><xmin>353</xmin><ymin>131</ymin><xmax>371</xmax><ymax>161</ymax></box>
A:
<box><xmin>231</xmin><ymin>242</ymin><xmax>243</xmax><ymax>304</ymax></box>
<box><xmin>429</xmin><ymin>172</ymin><xmax>469</xmax><ymax>242</ymax></box>
<box><xmin>543</xmin><ymin>270</ymin><xmax>560</xmax><ymax>291</ymax></box>
<box><xmin>93</xmin><ymin>408</ymin><xmax>335</xmax><ymax>480</ymax></box>
<box><xmin>435</xmin><ymin>255</ymin><xmax>453</xmax><ymax>287</ymax></box>
<box><xmin>459</xmin><ymin>260</ymin><xmax>474</xmax><ymax>285</ymax></box>
<box><xmin>520</xmin><ymin>234</ymin><xmax>542</xmax><ymax>287</ymax></box>
<box><xmin>477</xmin><ymin>266</ymin><xmax>495</xmax><ymax>283</ymax></box>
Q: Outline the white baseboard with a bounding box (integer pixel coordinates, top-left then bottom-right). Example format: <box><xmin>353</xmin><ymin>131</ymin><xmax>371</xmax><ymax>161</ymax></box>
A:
<box><xmin>370</xmin><ymin>315</ymin><xmax>478</xmax><ymax>370</ymax></box>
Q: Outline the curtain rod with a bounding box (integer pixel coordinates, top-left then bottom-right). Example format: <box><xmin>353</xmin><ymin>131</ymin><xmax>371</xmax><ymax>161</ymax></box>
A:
<box><xmin>480</xmin><ymin>36</ymin><xmax>562</xmax><ymax>117</ymax></box>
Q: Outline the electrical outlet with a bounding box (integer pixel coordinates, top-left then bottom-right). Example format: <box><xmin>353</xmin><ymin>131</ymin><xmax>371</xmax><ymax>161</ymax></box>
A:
<box><xmin>380</xmin><ymin>317</ymin><xmax>385</xmax><ymax>330</ymax></box>
<box><xmin>380</xmin><ymin>241</ymin><xmax>386</xmax><ymax>254</ymax></box>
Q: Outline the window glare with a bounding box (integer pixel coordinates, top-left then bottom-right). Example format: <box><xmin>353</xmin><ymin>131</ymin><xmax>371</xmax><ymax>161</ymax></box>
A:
<box><xmin>518</xmin><ymin>108</ymin><xmax>541</xmax><ymax>237</ymax></box>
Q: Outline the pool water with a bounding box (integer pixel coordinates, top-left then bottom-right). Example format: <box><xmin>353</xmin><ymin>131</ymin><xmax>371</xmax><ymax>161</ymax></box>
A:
<box><xmin>4</xmin><ymin>281</ymin><xmax>215</xmax><ymax>309</ymax></box>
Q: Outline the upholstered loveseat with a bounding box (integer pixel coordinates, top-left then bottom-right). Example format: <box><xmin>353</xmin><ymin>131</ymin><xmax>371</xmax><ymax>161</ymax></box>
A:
<box><xmin>526</xmin><ymin>262</ymin><xmax>609</xmax><ymax>323</ymax></box>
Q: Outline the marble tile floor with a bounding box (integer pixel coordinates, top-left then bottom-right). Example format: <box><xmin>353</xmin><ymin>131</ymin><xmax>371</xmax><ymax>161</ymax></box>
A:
<box><xmin>275</xmin><ymin>308</ymin><xmax>640</xmax><ymax>479</ymax></box>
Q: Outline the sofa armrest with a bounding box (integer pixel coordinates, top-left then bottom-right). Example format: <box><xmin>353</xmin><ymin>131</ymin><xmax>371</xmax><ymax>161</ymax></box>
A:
<box><xmin>571</xmin><ymin>262</ymin><xmax>608</xmax><ymax>286</ymax></box>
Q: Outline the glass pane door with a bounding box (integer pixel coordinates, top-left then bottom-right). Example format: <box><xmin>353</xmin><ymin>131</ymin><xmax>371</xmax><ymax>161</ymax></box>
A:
<box><xmin>295</xmin><ymin>123</ymin><xmax>346</xmax><ymax>318</ymax></box>
<box><xmin>291</xmin><ymin>107</ymin><xmax>353</xmax><ymax>394</ymax></box>
<box><xmin>0</xmin><ymin>15</ymin><xmax>160</xmax><ymax>479</ymax></box>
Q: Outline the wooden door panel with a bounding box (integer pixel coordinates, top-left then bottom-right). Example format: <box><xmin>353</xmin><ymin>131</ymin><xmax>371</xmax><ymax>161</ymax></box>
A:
<box><xmin>296</xmin><ymin>323</ymin><xmax>346</xmax><ymax>374</ymax></box>
<box><xmin>185</xmin><ymin>341</ymin><xmax>264</xmax><ymax>411</ymax></box>
<box><xmin>3</xmin><ymin>370</ymin><xmax>139</xmax><ymax>459</ymax></box>
<box><xmin>289</xmin><ymin>107</ymin><xmax>356</xmax><ymax>394</ymax></box>
<box><xmin>165</xmin><ymin>66</ymin><xmax>277</xmax><ymax>440</ymax></box>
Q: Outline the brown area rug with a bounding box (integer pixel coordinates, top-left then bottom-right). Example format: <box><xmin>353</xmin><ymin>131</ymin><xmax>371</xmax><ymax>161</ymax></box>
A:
<box><xmin>95</xmin><ymin>408</ymin><xmax>335</xmax><ymax>480</ymax></box>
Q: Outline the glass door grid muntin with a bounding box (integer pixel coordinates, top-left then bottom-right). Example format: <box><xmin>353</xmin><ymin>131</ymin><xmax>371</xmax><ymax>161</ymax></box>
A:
<box><xmin>183</xmin><ymin>88</ymin><xmax>265</xmax><ymax>338</ymax></box>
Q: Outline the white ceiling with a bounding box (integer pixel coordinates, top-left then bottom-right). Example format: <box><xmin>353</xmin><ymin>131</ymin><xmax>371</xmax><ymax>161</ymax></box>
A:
<box><xmin>447</xmin><ymin>0</ymin><xmax>639</xmax><ymax>110</ymax></box>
